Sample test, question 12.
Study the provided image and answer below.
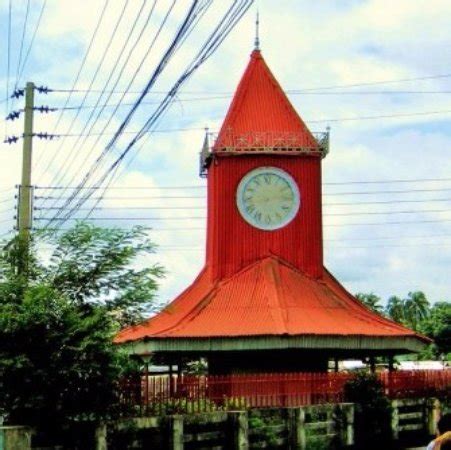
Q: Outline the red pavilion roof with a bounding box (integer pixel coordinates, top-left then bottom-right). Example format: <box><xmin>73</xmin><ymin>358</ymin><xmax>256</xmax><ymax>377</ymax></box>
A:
<box><xmin>115</xmin><ymin>257</ymin><xmax>427</xmax><ymax>344</ymax></box>
<box><xmin>213</xmin><ymin>50</ymin><xmax>320</xmax><ymax>153</ymax></box>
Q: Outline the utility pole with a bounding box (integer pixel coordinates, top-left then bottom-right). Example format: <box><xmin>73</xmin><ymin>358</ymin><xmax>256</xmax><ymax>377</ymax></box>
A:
<box><xmin>17</xmin><ymin>81</ymin><xmax>35</xmax><ymax>274</ymax></box>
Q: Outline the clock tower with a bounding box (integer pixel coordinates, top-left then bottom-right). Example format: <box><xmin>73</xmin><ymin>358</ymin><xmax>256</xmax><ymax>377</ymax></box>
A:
<box><xmin>203</xmin><ymin>49</ymin><xmax>328</xmax><ymax>281</ymax></box>
<box><xmin>116</xmin><ymin>48</ymin><xmax>428</xmax><ymax>373</ymax></box>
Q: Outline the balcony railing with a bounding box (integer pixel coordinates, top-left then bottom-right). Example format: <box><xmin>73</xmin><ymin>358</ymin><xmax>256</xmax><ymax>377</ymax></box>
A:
<box><xmin>120</xmin><ymin>369</ymin><xmax>450</xmax><ymax>415</ymax></box>
<box><xmin>199</xmin><ymin>130</ymin><xmax>330</xmax><ymax>177</ymax></box>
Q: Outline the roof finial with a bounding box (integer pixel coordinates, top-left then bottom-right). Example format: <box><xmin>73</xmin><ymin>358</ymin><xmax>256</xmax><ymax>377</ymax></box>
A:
<box><xmin>254</xmin><ymin>10</ymin><xmax>260</xmax><ymax>50</ymax></box>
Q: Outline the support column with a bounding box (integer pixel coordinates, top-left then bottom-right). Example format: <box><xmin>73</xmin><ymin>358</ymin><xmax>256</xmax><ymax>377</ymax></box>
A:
<box><xmin>388</xmin><ymin>355</ymin><xmax>394</xmax><ymax>372</ymax></box>
<box><xmin>369</xmin><ymin>356</ymin><xmax>376</xmax><ymax>373</ymax></box>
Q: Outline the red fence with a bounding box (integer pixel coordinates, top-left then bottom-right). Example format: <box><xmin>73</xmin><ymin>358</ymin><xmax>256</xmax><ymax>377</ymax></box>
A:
<box><xmin>120</xmin><ymin>370</ymin><xmax>450</xmax><ymax>415</ymax></box>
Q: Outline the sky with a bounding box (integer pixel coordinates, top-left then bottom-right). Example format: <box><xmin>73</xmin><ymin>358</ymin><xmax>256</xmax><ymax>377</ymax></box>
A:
<box><xmin>0</xmin><ymin>0</ymin><xmax>450</xmax><ymax>309</ymax></box>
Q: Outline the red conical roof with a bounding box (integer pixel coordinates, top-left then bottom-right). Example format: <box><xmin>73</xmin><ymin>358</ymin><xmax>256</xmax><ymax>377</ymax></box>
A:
<box><xmin>115</xmin><ymin>257</ymin><xmax>428</xmax><ymax>351</ymax></box>
<box><xmin>213</xmin><ymin>50</ymin><xmax>319</xmax><ymax>152</ymax></box>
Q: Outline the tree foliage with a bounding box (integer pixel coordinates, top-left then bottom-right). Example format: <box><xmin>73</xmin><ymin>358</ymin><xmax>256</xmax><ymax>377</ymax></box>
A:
<box><xmin>0</xmin><ymin>222</ymin><xmax>163</xmax><ymax>428</ymax></box>
<box><xmin>356</xmin><ymin>289</ymin><xmax>449</xmax><ymax>359</ymax></box>
<box><xmin>355</xmin><ymin>292</ymin><xmax>384</xmax><ymax>314</ymax></box>
<box><xmin>344</xmin><ymin>372</ymin><xmax>392</xmax><ymax>449</ymax></box>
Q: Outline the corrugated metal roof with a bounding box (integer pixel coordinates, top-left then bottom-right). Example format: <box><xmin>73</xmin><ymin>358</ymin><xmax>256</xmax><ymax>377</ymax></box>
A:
<box><xmin>213</xmin><ymin>50</ymin><xmax>318</xmax><ymax>151</ymax></box>
<box><xmin>115</xmin><ymin>257</ymin><xmax>426</xmax><ymax>344</ymax></box>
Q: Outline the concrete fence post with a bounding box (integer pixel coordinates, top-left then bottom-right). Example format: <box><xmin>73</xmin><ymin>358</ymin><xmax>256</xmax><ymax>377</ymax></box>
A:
<box><xmin>228</xmin><ymin>411</ymin><xmax>249</xmax><ymax>450</ymax></box>
<box><xmin>427</xmin><ymin>398</ymin><xmax>441</xmax><ymax>436</ymax></box>
<box><xmin>95</xmin><ymin>423</ymin><xmax>108</xmax><ymax>450</ymax></box>
<box><xmin>295</xmin><ymin>407</ymin><xmax>307</xmax><ymax>450</ymax></box>
<box><xmin>343</xmin><ymin>403</ymin><xmax>354</xmax><ymax>446</ymax></box>
<box><xmin>286</xmin><ymin>408</ymin><xmax>297</xmax><ymax>449</ymax></box>
<box><xmin>391</xmin><ymin>400</ymin><xmax>399</xmax><ymax>440</ymax></box>
<box><xmin>0</xmin><ymin>426</ymin><xmax>32</xmax><ymax>450</ymax></box>
<box><xmin>167</xmin><ymin>415</ymin><xmax>184</xmax><ymax>450</ymax></box>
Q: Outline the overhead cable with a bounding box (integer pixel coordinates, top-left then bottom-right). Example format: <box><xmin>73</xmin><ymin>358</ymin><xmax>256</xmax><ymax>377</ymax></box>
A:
<box><xmin>46</xmin><ymin>1</ymin><xmax>252</xmax><ymax>228</ymax></box>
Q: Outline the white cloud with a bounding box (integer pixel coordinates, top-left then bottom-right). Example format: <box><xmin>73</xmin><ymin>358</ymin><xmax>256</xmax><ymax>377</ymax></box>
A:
<box><xmin>0</xmin><ymin>0</ymin><xmax>450</xmax><ymax>305</ymax></box>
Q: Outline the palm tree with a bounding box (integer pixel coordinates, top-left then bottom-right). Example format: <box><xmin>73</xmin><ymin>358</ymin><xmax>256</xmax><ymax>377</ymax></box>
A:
<box><xmin>386</xmin><ymin>296</ymin><xmax>405</xmax><ymax>323</ymax></box>
<box><xmin>404</xmin><ymin>291</ymin><xmax>430</xmax><ymax>330</ymax></box>
<box><xmin>355</xmin><ymin>292</ymin><xmax>384</xmax><ymax>314</ymax></box>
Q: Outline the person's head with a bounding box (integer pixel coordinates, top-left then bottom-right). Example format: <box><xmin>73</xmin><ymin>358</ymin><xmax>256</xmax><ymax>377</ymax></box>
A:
<box><xmin>438</xmin><ymin>414</ymin><xmax>451</xmax><ymax>436</ymax></box>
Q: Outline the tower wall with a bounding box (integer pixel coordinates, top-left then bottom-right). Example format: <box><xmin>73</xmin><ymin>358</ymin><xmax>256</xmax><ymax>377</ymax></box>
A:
<box><xmin>206</xmin><ymin>153</ymin><xmax>323</xmax><ymax>280</ymax></box>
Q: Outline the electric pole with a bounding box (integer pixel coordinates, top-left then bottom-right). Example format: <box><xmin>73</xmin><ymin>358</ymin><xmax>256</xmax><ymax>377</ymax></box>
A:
<box><xmin>17</xmin><ymin>81</ymin><xmax>35</xmax><ymax>274</ymax></box>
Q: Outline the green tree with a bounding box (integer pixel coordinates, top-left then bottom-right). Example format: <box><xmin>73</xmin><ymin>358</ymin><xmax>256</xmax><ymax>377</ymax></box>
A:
<box><xmin>417</xmin><ymin>301</ymin><xmax>451</xmax><ymax>358</ymax></box>
<box><xmin>403</xmin><ymin>291</ymin><xmax>430</xmax><ymax>330</ymax></box>
<box><xmin>355</xmin><ymin>292</ymin><xmax>384</xmax><ymax>314</ymax></box>
<box><xmin>344</xmin><ymin>373</ymin><xmax>392</xmax><ymax>449</ymax></box>
<box><xmin>0</xmin><ymin>222</ymin><xmax>163</xmax><ymax>431</ymax></box>
<box><xmin>386</xmin><ymin>295</ymin><xmax>405</xmax><ymax>323</ymax></box>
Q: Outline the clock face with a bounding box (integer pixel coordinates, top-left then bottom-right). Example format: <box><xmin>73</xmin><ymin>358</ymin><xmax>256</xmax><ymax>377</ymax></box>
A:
<box><xmin>236</xmin><ymin>167</ymin><xmax>300</xmax><ymax>230</ymax></box>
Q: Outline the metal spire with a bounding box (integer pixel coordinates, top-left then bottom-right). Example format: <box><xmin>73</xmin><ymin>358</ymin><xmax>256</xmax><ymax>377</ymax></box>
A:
<box><xmin>254</xmin><ymin>10</ymin><xmax>260</xmax><ymax>50</ymax></box>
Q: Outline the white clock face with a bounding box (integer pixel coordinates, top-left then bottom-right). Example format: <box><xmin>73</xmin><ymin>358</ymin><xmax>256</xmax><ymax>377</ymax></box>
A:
<box><xmin>236</xmin><ymin>167</ymin><xmax>300</xmax><ymax>230</ymax></box>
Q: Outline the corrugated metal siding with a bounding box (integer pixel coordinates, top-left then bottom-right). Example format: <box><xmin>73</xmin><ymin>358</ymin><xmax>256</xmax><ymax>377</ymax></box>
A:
<box><xmin>213</xmin><ymin>50</ymin><xmax>318</xmax><ymax>150</ymax></box>
<box><xmin>115</xmin><ymin>257</ymin><xmax>427</xmax><ymax>343</ymax></box>
<box><xmin>206</xmin><ymin>154</ymin><xmax>323</xmax><ymax>280</ymax></box>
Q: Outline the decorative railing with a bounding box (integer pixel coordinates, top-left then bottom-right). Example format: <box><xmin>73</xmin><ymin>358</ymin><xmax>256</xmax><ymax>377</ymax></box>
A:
<box><xmin>120</xmin><ymin>369</ymin><xmax>450</xmax><ymax>415</ymax></box>
<box><xmin>199</xmin><ymin>130</ymin><xmax>330</xmax><ymax>177</ymax></box>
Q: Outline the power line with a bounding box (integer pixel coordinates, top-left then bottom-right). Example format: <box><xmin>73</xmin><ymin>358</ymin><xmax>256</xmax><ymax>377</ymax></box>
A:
<box><xmin>34</xmin><ymin>105</ymin><xmax>451</xmax><ymax>139</ymax></box>
<box><xmin>34</xmin><ymin>217</ymin><xmax>451</xmax><ymax>227</ymax></box>
<box><xmin>36</xmin><ymin>208</ymin><xmax>451</xmax><ymax>218</ymax></box>
<box><xmin>35</xmin><ymin>177</ymin><xmax>451</xmax><ymax>189</ymax></box>
<box><xmin>35</xmin><ymin>196</ymin><xmax>451</xmax><ymax>211</ymax></box>
<box><xmin>35</xmin><ymin>0</ymin><xmax>131</xmax><ymax>181</ymax></box>
<box><xmin>46</xmin><ymin>1</ymin><xmax>253</xmax><ymax>228</ymax></box>
<box><xmin>14</xmin><ymin>0</ymin><xmax>31</xmax><ymax>89</ymax></box>
<box><xmin>34</xmin><ymin>186</ymin><xmax>451</xmax><ymax>196</ymax></box>
<box><xmin>29</xmin><ymin>108</ymin><xmax>451</xmax><ymax>137</ymax></box>
<box><xmin>16</xmin><ymin>0</ymin><xmax>47</xmax><ymax>85</ymax></box>
<box><xmin>46</xmin><ymin>71</ymin><xmax>451</xmax><ymax>94</ymax></box>
<box><xmin>5</xmin><ymin>0</ymin><xmax>12</xmax><ymax>138</ymax></box>
<box><xmin>33</xmin><ymin>0</ymin><xmax>109</xmax><ymax>173</ymax></box>
<box><xmin>323</xmin><ymin>208</ymin><xmax>451</xmax><ymax>217</ymax></box>
<box><xmin>40</xmin><ymin>0</ymin><xmax>176</xmax><ymax>212</ymax></box>
<box><xmin>324</xmin><ymin>188</ymin><xmax>451</xmax><ymax>196</ymax></box>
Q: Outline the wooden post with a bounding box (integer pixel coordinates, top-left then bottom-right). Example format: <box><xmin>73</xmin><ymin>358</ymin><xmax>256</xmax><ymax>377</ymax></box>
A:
<box><xmin>167</xmin><ymin>415</ymin><xmax>184</xmax><ymax>450</ymax></box>
<box><xmin>228</xmin><ymin>411</ymin><xmax>249</xmax><ymax>450</ymax></box>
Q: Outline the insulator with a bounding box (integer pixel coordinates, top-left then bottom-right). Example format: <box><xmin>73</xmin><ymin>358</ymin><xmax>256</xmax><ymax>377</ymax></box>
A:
<box><xmin>3</xmin><ymin>136</ymin><xmax>19</xmax><ymax>144</ymax></box>
<box><xmin>36</xmin><ymin>86</ymin><xmax>52</xmax><ymax>94</ymax></box>
<box><xmin>12</xmin><ymin>89</ymin><xmax>24</xmax><ymax>99</ymax></box>
<box><xmin>6</xmin><ymin>111</ymin><xmax>21</xmax><ymax>121</ymax></box>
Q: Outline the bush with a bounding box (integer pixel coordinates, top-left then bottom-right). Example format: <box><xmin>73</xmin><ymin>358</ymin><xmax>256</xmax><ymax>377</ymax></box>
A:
<box><xmin>344</xmin><ymin>372</ymin><xmax>392</xmax><ymax>449</ymax></box>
